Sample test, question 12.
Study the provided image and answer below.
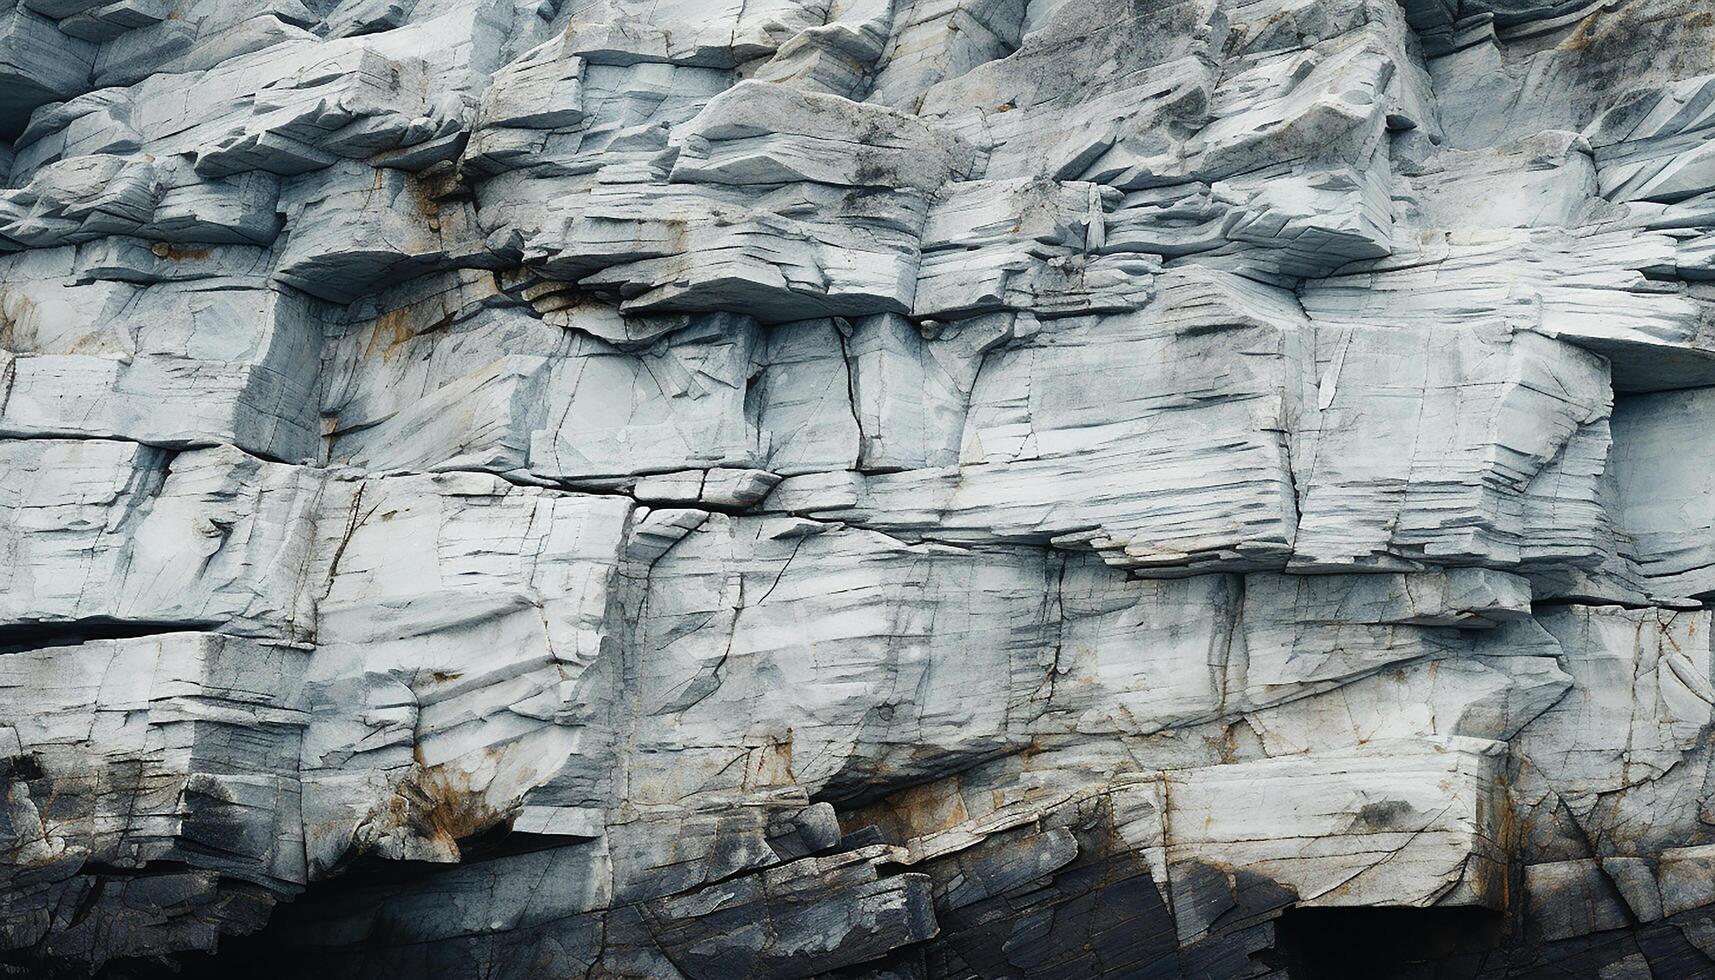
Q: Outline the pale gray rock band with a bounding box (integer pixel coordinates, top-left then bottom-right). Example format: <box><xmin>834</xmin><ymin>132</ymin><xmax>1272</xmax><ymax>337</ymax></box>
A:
<box><xmin>1</xmin><ymin>1</ymin><xmax>1714</xmax><ymax>978</ymax></box>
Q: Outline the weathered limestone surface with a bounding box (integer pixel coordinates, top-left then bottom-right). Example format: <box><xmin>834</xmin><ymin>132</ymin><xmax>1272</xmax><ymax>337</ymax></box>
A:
<box><xmin>5</xmin><ymin>1</ymin><xmax>1715</xmax><ymax>978</ymax></box>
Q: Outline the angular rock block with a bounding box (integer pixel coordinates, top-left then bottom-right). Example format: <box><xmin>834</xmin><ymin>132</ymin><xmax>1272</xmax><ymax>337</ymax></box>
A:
<box><xmin>1586</xmin><ymin>73</ymin><xmax>1715</xmax><ymax>205</ymax></box>
<box><xmin>1045</xmin><ymin>561</ymin><xmax>1552</xmax><ymax>734</ymax></box>
<box><xmin>1164</xmin><ymin>737</ymin><xmax>1510</xmax><ymax>909</ymax></box>
<box><xmin>1299</xmin><ymin>230</ymin><xmax>1715</xmax><ymax>393</ymax></box>
<box><xmin>275</xmin><ymin>163</ymin><xmax>489</xmax><ymax>303</ymax></box>
<box><xmin>0</xmin><ymin>4</ymin><xmax>94</xmax><ymax>139</ymax></box>
<box><xmin>634</xmin><ymin>512</ymin><xmax>1054</xmax><ymax>801</ymax></box>
<box><xmin>1610</xmin><ymin>386</ymin><xmax>1715</xmax><ymax>600</ymax></box>
<box><xmin>0</xmin><ymin>152</ymin><xmax>281</xmax><ymax>249</ymax></box>
<box><xmin>0</xmin><ymin>440</ymin><xmax>320</xmax><ymax>640</ymax></box>
<box><xmin>1290</xmin><ymin>317</ymin><xmax>1613</xmax><ymax>573</ymax></box>
<box><xmin>1521</xmin><ymin>605</ymin><xmax>1715</xmax><ymax>807</ymax></box>
<box><xmin>299</xmin><ymin>471</ymin><xmax>635</xmax><ymax>872</ymax></box>
<box><xmin>321</xmin><ymin>279</ymin><xmax>763</xmax><ymax>484</ymax></box>
<box><xmin>778</xmin><ymin>269</ymin><xmax>1310</xmax><ymax>574</ymax></box>
<box><xmin>0</xmin><ymin>632</ymin><xmax>307</xmax><ymax>967</ymax></box>
<box><xmin>0</xmin><ymin>247</ymin><xmax>322</xmax><ymax>461</ymax></box>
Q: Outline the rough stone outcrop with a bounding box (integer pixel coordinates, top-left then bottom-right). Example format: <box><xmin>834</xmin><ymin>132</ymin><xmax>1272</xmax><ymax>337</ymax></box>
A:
<box><xmin>4</xmin><ymin>1</ymin><xmax>1715</xmax><ymax>978</ymax></box>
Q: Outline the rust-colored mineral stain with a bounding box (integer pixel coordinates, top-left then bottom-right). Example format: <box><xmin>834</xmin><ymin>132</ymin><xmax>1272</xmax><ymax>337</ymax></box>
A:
<box><xmin>745</xmin><ymin>736</ymin><xmax>795</xmax><ymax>789</ymax></box>
<box><xmin>0</xmin><ymin>289</ymin><xmax>39</xmax><ymax>350</ymax></box>
<box><xmin>846</xmin><ymin>778</ymin><xmax>972</xmax><ymax>841</ymax></box>
<box><xmin>363</xmin><ymin>306</ymin><xmax>418</xmax><ymax>363</ymax></box>
<box><xmin>399</xmin><ymin>760</ymin><xmax>509</xmax><ymax>856</ymax></box>
<box><xmin>150</xmin><ymin>242</ymin><xmax>212</xmax><ymax>261</ymax></box>
<box><xmin>1558</xmin><ymin>8</ymin><xmax>1613</xmax><ymax>51</ymax></box>
<box><xmin>407</xmin><ymin>177</ymin><xmax>439</xmax><ymax>217</ymax></box>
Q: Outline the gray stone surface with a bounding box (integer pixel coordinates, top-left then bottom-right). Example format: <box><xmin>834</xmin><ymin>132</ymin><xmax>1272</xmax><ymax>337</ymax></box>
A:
<box><xmin>4</xmin><ymin>1</ymin><xmax>1715</xmax><ymax>978</ymax></box>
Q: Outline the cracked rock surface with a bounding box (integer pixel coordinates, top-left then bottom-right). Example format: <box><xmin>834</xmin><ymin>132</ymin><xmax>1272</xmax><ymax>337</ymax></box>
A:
<box><xmin>5</xmin><ymin>1</ymin><xmax>1715</xmax><ymax>977</ymax></box>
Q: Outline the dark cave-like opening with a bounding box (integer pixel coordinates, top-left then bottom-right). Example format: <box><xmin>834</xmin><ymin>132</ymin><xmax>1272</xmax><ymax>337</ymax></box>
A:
<box><xmin>1273</xmin><ymin>906</ymin><xmax>1506</xmax><ymax>980</ymax></box>
<box><xmin>101</xmin><ymin>863</ymin><xmax>417</xmax><ymax>980</ymax></box>
<box><xmin>0</xmin><ymin>619</ymin><xmax>220</xmax><ymax>654</ymax></box>
<box><xmin>116</xmin><ymin>822</ymin><xmax>600</xmax><ymax>980</ymax></box>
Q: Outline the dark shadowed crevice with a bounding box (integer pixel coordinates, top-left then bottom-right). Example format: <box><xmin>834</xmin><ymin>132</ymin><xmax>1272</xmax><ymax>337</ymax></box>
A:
<box><xmin>0</xmin><ymin>619</ymin><xmax>222</xmax><ymax>654</ymax></box>
<box><xmin>137</xmin><ymin>854</ymin><xmax>452</xmax><ymax>980</ymax></box>
<box><xmin>1272</xmin><ymin>906</ymin><xmax>1506</xmax><ymax>980</ymax></box>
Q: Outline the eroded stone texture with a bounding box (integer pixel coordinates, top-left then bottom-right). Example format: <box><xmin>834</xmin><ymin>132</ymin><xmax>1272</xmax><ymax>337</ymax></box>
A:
<box><xmin>5</xmin><ymin>1</ymin><xmax>1715</xmax><ymax>978</ymax></box>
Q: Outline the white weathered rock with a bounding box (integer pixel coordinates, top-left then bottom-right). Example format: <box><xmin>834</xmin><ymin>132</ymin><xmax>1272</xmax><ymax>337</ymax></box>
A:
<box><xmin>0</xmin><ymin>246</ymin><xmax>323</xmax><ymax>461</ymax></box>
<box><xmin>0</xmin><ymin>440</ymin><xmax>320</xmax><ymax>640</ymax></box>
<box><xmin>299</xmin><ymin>470</ymin><xmax>634</xmax><ymax>873</ymax></box>
<box><xmin>772</xmin><ymin>268</ymin><xmax>1310</xmax><ymax>574</ymax></box>
<box><xmin>1289</xmin><ymin>316</ymin><xmax>1615</xmax><ymax>575</ymax></box>
<box><xmin>5</xmin><ymin>0</ymin><xmax>1715</xmax><ymax>976</ymax></box>
<box><xmin>1164</xmin><ymin>737</ymin><xmax>1510</xmax><ymax>910</ymax></box>
<box><xmin>1299</xmin><ymin>229</ymin><xmax>1715</xmax><ymax>392</ymax></box>
<box><xmin>1610</xmin><ymin>386</ymin><xmax>1715</xmax><ymax>600</ymax></box>
<box><xmin>1397</xmin><ymin>130</ymin><xmax>1608</xmax><ymax>230</ymax></box>
<box><xmin>1521</xmin><ymin>605</ymin><xmax>1714</xmax><ymax>810</ymax></box>
<box><xmin>320</xmin><ymin>278</ymin><xmax>764</xmax><ymax>485</ymax></box>
<box><xmin>633</xmin><ymin>512</ymin><xmax>1053</xmax><ymax>802</ymax></box>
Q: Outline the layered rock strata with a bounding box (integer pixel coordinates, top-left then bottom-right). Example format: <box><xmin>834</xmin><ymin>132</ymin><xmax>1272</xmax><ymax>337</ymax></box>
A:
<box><xmin>5</xmin><ymin>1</ymin><xmax>1715</xmax><ymax>978</ymax></box>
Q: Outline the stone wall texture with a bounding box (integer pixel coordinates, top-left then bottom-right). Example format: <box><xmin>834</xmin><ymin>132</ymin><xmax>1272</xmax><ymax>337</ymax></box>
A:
<box><xmin>4</xmin><ymin>1</ymin><xmax>1715</xmax><ymax>977</ymax></box>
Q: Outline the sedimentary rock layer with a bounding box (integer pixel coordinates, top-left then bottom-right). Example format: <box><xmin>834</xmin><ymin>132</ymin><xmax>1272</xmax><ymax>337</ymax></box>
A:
<box><xmin>5</xmin><ymin>1</ymin><xmax>1715</xmax><ymax>978</ymax></box>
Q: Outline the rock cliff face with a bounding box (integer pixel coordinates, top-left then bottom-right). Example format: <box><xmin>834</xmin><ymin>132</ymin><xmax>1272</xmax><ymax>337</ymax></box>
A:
<box><xmin>3</xmin><ymin>1</ymin><xmax>1715</xmax><ymax>977</ymax></box>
